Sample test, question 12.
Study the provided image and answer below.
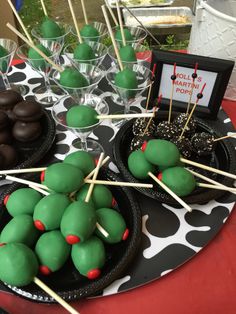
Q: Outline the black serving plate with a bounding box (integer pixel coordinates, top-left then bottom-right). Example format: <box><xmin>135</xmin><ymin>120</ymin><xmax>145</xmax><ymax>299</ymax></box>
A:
<box><xmin>5</xmin><ymin>109</ymin><xmax>56</xmax><ymax>170</ymax></box>
<box><xmin>113</xmin><ymin>111</ymin><xmax>236</xmax><ymax>205</ymax></box>
<box><xmin>0</xmin><ymin>167</ymin><xmax>142</xmax><ymax>302</ymax></box>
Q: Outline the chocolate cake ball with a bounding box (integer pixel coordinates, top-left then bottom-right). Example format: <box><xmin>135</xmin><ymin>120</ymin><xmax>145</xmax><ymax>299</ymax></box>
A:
<box><xmin>0</xmin><ymin>111</ymin><xmax>9</xmax><ymax>130</ymax></box>
<box><xmin>0</xmin><ymin>90</ymin><xmax>23</xmax><ymax>111</ymax></box>
<box><xmin>0</xmin><ymin>144</ymin><xmax>18</xmax><ymax>168</ymax></box>
<box><xmin>191</xmin><ymin>132</ymin><xmax>215</xmax><ymax>156</ymax></box>
<box><xmin>12</xmin><ymin>121</ymin><xmax>42</xmax><ymax>142</ymax></box>
<box><xmin>13</xmin><ymin>101</ymin><xmax>43</xmax><ymax>122</ymax></box>
<box><xmin>0</xmin><ymin>130</ymin><xmax>12</xmax><ymax>144</ymax></box>
<box><xmin>170</xmin><ymin>136</ymin><xmax>192</xmax><ymax>158</ymax></box>
<box><xmin>173</xmin><ymin>113</ymin><xmax>197</xmax><ymax>137</ymax></box>
<box><xmin>130</xmin><ymin>134</ymin><xmax>155</xmax><ymax>152</ymax></box>
<box><xmin>155</xmin><ymin>121</ymin><xmax>180</xmax><ymax>140</ymax></box>
<box><xmin>132</xmin><ymin>118</ymin><xmax>156</xmax><ymax>136</ymax></box>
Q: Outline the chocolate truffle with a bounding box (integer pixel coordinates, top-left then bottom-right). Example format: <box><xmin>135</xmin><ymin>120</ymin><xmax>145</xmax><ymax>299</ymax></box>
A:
<box><xmin>0</xmin><ymin>111</ymin><xmax>9</xmax><ymax>129</ymax></box>
<box><xmin>156</xmin><ymin>121</ymin><xmax>180</xmax><ymax>140</ymax></box>
<box><xmin>132</xmin><ymin>118</ymin><xmax>156</xmax><ymax>136</ymax></box>
<box><xmin>13</xmin><ymin>100</ymin><xmax>43</xmax><ymax>122</ymax></box>
<box><xmin>0</xmin><ymin>130</ymin><xmax>12</xmax><ymax>144</ymax></box>
<box><xmin>0</xmin><ymin>144</ymin><xmax>18</xmax><ymax>168</ymax></box>
<box><xmin>191</xmin><ymin>132</ymin><xmax>216</xmax><ymax>156</ymax></box>
<box><xmin>12</xmin><ymin>121</ymin><xmax>42</xmax><ymax>142</ymax></box>
<box><xmin>173</xmin><ymin>113</ymin><xmax>197</xmax><ymax>137</ymax></box>
<box><xmin>170</xmin><ymin>136</ymin><xmax>192</xmax><ymax>158</ymax></box>
<box><xmin>0</xmin><ymin>90</ymin><xmax>23</xmax><ymax>111</ymax></box>
<box><xmin>130</xmin><ymin>134</ymin><xmax>154</xmax><ymax>152</ymax></box>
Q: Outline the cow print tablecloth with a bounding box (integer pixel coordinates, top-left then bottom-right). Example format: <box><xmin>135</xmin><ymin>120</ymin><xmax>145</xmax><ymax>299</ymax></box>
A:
<box><xmin>0</xmin><ymin>58</ymin><xmax>236</xmax><ymax>298</ymax></box>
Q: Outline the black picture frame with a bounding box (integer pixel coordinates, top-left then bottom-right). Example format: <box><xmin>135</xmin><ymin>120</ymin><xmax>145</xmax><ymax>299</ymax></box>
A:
<box><xmin>151</xmin><ymin>50</ymin><xmax>234</xmax><ymax>119</ymax></box>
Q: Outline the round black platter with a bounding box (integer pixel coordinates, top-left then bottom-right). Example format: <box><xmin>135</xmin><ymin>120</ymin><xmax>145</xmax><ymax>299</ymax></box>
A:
<box><xmin>113</xmin><ymin>111</ymin><xmax>236</xmax><ymax>205</ymax></box>
<box><xmin>4</xmin><ymin>109</ymin><xmax>56</xmax><ymax>170</ymax></box>
<box><xmin>0</xmin><ymin>167</ymin><xmax>142</xmax><ymax>302</ymax></box>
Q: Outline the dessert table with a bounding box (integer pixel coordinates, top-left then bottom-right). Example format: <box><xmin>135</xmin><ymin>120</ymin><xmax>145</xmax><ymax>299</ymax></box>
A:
<box><xmin>0</xmin><ymin>59</ymin><xmax>235</xmax><ymax>313</ymax></box>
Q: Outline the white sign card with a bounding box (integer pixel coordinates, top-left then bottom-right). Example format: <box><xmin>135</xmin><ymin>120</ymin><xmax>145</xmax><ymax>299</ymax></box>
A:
<box><xmin>159</xmin><ymin>64</ymin><xmax>217</xmax><ymax>108</ymax></box>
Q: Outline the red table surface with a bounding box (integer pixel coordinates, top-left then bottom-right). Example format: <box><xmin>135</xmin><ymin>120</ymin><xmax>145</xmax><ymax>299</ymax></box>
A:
<box><xmin>0</xmin><ymin>96</ymin><xmax>235</xmax><ymax>313</ymax></box>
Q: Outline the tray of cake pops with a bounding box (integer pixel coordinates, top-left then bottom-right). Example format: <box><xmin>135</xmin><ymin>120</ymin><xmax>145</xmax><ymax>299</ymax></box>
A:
<box><xmin>0</xmin><ymin>89</ymin><xmax>56</xmax><ymax>171</ymax></box>
<box><xmin>113</xmin><ymin>110</ymin><xmax>236</xmax><ymax>206</ymax></box>
<box><xmin>0</xmin><ymin>151</ymin><xmax>141</xmax><ymax>302</ymax></box>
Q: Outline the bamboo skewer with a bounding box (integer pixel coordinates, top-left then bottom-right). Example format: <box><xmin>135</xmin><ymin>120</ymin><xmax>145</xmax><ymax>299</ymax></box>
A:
<box><xmin>197</xmin><ymin>182</ymin><xmax>236</xmax><ymax>192</ymax></box>
<box><xmin>148</xmin><ymin>172</ymin><xmax>192</xmax><ymax>212</ymax></box>
<box><xmin>80</xmin><ymin>0</ymin><xmax>89</xmax><ymax>24</ymax></box>
<box><xmin>144</xmin><ymin>64</ymin><xmax>157</xmax><ymax>113</ymax></box>
<box><xmin>186</xmin><ymin>63</ymin><xmax>198</xmax><ymax>114</ymax></box>
<box><xmin>40</xmin><ymin>0</ymin><xmax>48</xmax><ymax>16</ymax></box>
<box><xmin>179</xmin><ymin>82</ymin><xmax>206</xmax><ymax>139</ymax></box>
<box><xmin>106</xmin><ymin>2</ymin><xmax>119</xmax><ymax>26</ymax></box>
<box><xmin>102</xmin><ymin>5</ymin><xmax>123</xmax><ymax>71</ymax></box>
<box><xmin>29</xmin><ymin>185</ymin><xmax>50</xmax><ymax>196</ymax></box>
<box><xmin>7</xmin><ymin>0</ymin><xmax>33</xmax><ymax>43</ymax></box>
<box><xmin>168</xmin><ymin>63</ymin><xmax>177</xmax><ymax>124</ymax></box>
<box><xmin>116</xmin><ymin>0</ymin><xmax>126</xmax><ymax>46</ymax></box>
<box><xmin>6</xmin><ymin>23</ymin><xmax>63</xmax><ymax>73</ymax></box>
<box><xmin>67</xmin><ymin>0</ymin><xmax>83</xmax><ymax>43</ymax></box>
<box><xmin>0</xmin><ymin>167</ymin><xmax>46</xmax><ymax>175</ymax></box>
<box><xmin>33</xmin><ymin>277</ymin><xmax>79</xmax><ymax>314</ymax></box>
<box><xmin>214</xmin><ymin>133</ymin><xmax>236</xmax><ymax>142</ymax></box>
<box><xmin>181</xmin><ymin>157</ymin><xmax>236</xmax><ymax>180</ymax></box>
<box><xmin>143</xmin><ymin>93</ymin><xmax>162</xmax><ymax>136</ymax></box>
<box><xmin>85</xmin><ymin>179</ymin><xmax>153</xmax><ymax>188</ymax></box>
<box><xmin>97</xmin><ymin>112</ymin><xmax>154</xmax><ymax>119</ymax></box>
<box><xmin>3</xmin><ymin>175</ymin><xmax>49</xmax><ymax>190</ymax></box>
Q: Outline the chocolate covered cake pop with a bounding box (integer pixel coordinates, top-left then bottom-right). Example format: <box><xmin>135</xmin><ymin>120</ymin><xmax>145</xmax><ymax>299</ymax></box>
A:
<box><xmin>0</xmin><ymin>144</ymin><xmax>18</xmax><ymax>168</ymax></box>
<box><xmin>0</xmin><ymin>130</ymin><xmax>12</xmax><ymax>145</ymax></box>
<box><xmin>191</xmin><ymin>132</ymin><xmax>215</xmax><ymax>156</ymax></box>
<box><xmin>0</xmin><ymin>90</ymin><xmax>23</xmax><ymax>111</ymax></box>
<box><xmin>12</xmin><ymin>121</ymin><xmax>42</xmax><ymax>142</ymax></box>
<box><xmin>173</xmin><ymin>113</ymin><xmax>197</xmax><ymax>137</ymax></box>
<box><xmin>0</xmin><ymin>111</ymin><xmax>10</xmax><ymax>130</ymax></box>
<box><xmin>130</xmin><ymin>134</ymin><xmax>154</xmax><ymax>152</ymax></box>
<box><xmin>170</xmin><ymin>136</ymin><xmax>192</xmax><ymax>158</ymax></box>
<box><xmin>13</xmin><ymin>101</ymin><xmax>43</xmax><ymax>122</ymax></box>
<box><xmin>132</xmin><ymin>118</ymin><xmax>155</xmax><ymax>136</ymax></box>
<box><xmin>71</xmin><ymin>236</ymin><xmax>105</xmax><ymax>279</ymax></box>
<box><xmin>156</xmin><ymin>121</ymin><xmax>180</xmax><ymax>140</ymax></box>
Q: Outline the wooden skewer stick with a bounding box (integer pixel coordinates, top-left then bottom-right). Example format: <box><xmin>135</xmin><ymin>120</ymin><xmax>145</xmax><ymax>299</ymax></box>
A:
<box><xmin>40</xmin><ymin>0</ymin><xmax>48</xmax><ymax>16</ymax></box>
<box><xmin>116</xmin><ymin>0</ymin><xmax>126</xmax><ymax>46</ymax></box>
<box><xmin>143</xmin><ymin>93</ymin><xmax>162</xmax><ymax>136</ymax></box>
<box><xmin>33</xmin><ymin>277</ymin><xmax>79</xmax><ymax>314</ymax></box>
<box><xmin>197</xmin><ymin>182</ymin><xmax>236</xmax><ymax>193</ymax></box>
<box><xmin>144</xmin><ymin>64</ymin><xmax>156</xmax><ymax>113</ymax></box>
<box><xmin>148</xmin><ymin>172</ymin><xmax>192</xmax><ymax>212</ymax></box>
<box><xmin>106</xmin><ymin>2</ymin><xmax>119</xmax><ymax>26</ymax></box>
<box><xmin>85</xmin><ymin>156</ymin><xmax>110</xmax><ymax>179</ymax></box>
<box><xmin>80</xmin><ymin>0</ymin><xmax>89</xmax><ymax>24</ymax></box>
<box><xmin>214</xmin><ymin>133</ymin><xmax>236</xmax><ymax>142</ymax></box>
<box><xmin>0</xmin><ymin>167</ymin><xmax>46</xmax><ymax>175</ymax></box>
<box><xmin>97</xmin><ymin>112</ymin><xmax>154</xmax><ymax>119</ymax></box>
<box><xmin>180</xmin><ymin>157</ymin><xmax>236</xmax><ymax>180</ymax></box>
<box><xmin>67</xmin><ymin>0</ymin><xmax>83</xmax><ymax>43</ymax></box>
<box><xmin>3</xmin><ymin>175</ymin><xmax>50</xmax><ymax>190</ymax></box>
<box><xmin>168</xmin><ymin>63</ymin><xmax>177</xmax><ymax>124</ymax></box>
<box><xmin>186</xmin><ymin>62</ymin><xmax>198</xmax><ymax>114</ymax></box>
<box><xmin>85</xmin><ymin>179</ymin><xmax>153</xmax><ymax>188</ymax></box>
<box><xmin>85</xmin><ymin>153</ymin><xmax>109</xmax><ymax>238</ymax></box>
<box><xmin>7</xmin><ymin>0</ymin><xmax>33</xmax><ymax>43</ymax></box>
<box><xmin>102</xmin><ymin>5</ymin><xmax>123</xmax><ymax>71</ymax></box>
<box><xmin>179</xmin><ymin>82</ymin><xmax>206</xmax><ymax>139</ymax></box>
<box><xmin>29</xmin><ymin>185</ymin><xmax>50</xmax><ymax>196</ymax></box>
<box><xmin>119</xmin><ymin>0</ymin><xmax>161</xmax><ymax>46</ymax></box>
<box><xmin>6</xmin><ymin>23</ymin><xmax>63</xmax><ymax>73</ymax></box>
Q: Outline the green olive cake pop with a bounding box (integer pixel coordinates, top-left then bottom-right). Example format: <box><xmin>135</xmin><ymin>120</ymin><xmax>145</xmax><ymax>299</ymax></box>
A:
<box><xmin>114</xmin><ymin>68</ymin><xmax>138</xmax><ymax>99</ymax></box>
<box><xmin>0</xmin><ymin>215</ymin><xmax>39</xmax><ymax>247</ymax></box>
<box><xmin>119</xmin><ymin>45</ymin><xmax>137</xmax><ymax>62</ymax></box>
<box><xmin>60</xmin><ymin>200</ymin><xmax>97</xmax><ymax>244</ymax></box>
<box><xmin>115</xmin><ymin>28</ymin><xmax>134</xmax><ymax>43</ymax></box>
<box><xmin>0</xmin><ymin>243</ymin><xmax>38</xmax><ymax>286</ymax></box>
<box><xmin>59</xmin><ymin>67</ymin><xmax>89</xmax><ymax>88</ymax></box>
<box><xmin>158</xmin><ymin>167</ymin><xmax>196</xmax><ymax>197</ymax></box>
<box><xmin>76</xmin><ymin>184</ymin><xmax>113</xmax><ymax>209</ymax></box>
<box><xmin>33</xmin><ymin>194</ymin><xmax>71</xmax><ymax>231</ymax></box>
<box><xmin>142</xmin><ymin>139</ymin><xmax>180</xmax><ymax>167</ymax></box>
<box><xmin>63</xmin><ymin>150</ymin><xmax>96</xmax><ymax>175</ymax></box>
<box><xmin>128</xmin><ymin>150</ymin><xmax>156</xmax><ymax>180</ymax></box>
<box><xmin>95</xmin><ymin>208</ymin><xmax>129</xmax><ymax>244</ymax></box>
<box><xmin>4</xmin><ymin>188</ymin><xmax>42</xmax><ymax>217</ymax></box>
<box><xmin>71</xmin><ymin>236</ymin><xmax>105</xmax><ymax>279</ymax></box>
<box><xmin>35</xmin><ymin>230</ymin><xmax>71</xmax><ymax>275</ymax></box>
<box><xmin>74</xmin><ymin>42</ymin><xmax>96</xmax><ymax>61</ymax></box>
<box><xmin>66</xmin><ymin>105</ymin><xmax>99</xmax><ymax>128</ymax></box>
<box><xmin>41</xmin><ymin>163</ymin><xmax>84</xmax><ymax>193</ymax></box>
<box><xmin>40</xmin><ymin>17</ymin><xmax>63</xmax><ymax>38</ymax></box>
<box><xmin>28</xmin><ymin>44</ymin><xmax>51</xmax><ymax>70</ymax></box>
<box><xmin>80</xmin><ymin>24</ymin><xmax>100</xmax><ymax>41</ymax></box>
<box><xmin>0</xmin><ymin>45</ymin><xmax>8</xmax><ymax>58</ymax></box>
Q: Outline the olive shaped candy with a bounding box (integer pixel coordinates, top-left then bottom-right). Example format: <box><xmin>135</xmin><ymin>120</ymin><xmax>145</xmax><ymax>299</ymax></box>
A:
<box><xmin>0</xmin><ymin>45</ymin><xmax>8</xmax><ymax>58</ymax></box>
<box><xmin>33</xmin><ymin>194</ymin><xmax>71</xmax><ymax>231</ymax></box>
<box><xmin>4</xmin><ymin>188</ymin><xmax>42</xmax><ymax>217</ymax></box>
<box><xmin>63</xmin><ymin>150</ymin><xmax>96</xmax><ymax>175</ymax></box>
<box><xmin>0</xmin><ymin>243</ymin><xmax>38</xmax><ymax>286</ymax></box>
<box><xmin>119</xmin><ymin>45</ymin><xmax>137</xmax><ymax>62</ymax></box>
<box><xmin>71</xmin><ymin>236</ymin><xmax>105</xmax><ymax>279</ymax></box>
<box><xmin>28</xmin><ymin>44</ymin><xmax>51</xmax><ymax>70</ymax></box>
<box><xmin>41</xmin><ymin>163</ymin><xmax>84</xmax><ymax>193</ymax></box>
<box><xmin>40</xmin><ymin>17</ymin><xmax>63</xmax><ymax>38</ymax></box>
<box><xmin>74</xmin><ymin>43</ymin><xmax>96</xmax><ymax>61</ymax></box>
<box><xmin>66</xmin><ymin>105</ymin><xmax>99</xmax><ymax>128</ymax></box>
<box><xmin>80</xmin><ymin>24</ymin><xmax>100</xmax><ymax>41</ymax></box>
<box><xmin>95</xmin><ymin>208</ymin><xmax>129</xmax><ymax>243</ymax></box>
<box><xmin>35</xmin><ymin>230</ymin><xmax>71</xmax><ymax>275</ymax></box>
<box><xmin>115</xmin><ymin>28</ymin><xmax>134</xmax><ymax>42</ymax></box>
<box><xmin>142</xmin><ymin>139</ymin><xmax>180</xmax><ymax>167</ymax></box>
<box><xmin>114</xmin><ymin>68</ymin><xmax>138</xmax><ymax>99</ymax></box>
<box><xmin>158</xmin><ymin>166</ymin><xmax>196</xmax><ymax>197</ymax></box>
<box><xmin>0</xmin><ymin>214</ymin><xmax>39</xmax><ymax>247</ymax></box>
<box><xmin>59</xmin><ymin>68</ymin><xmax>89</xmax><ymax>88</ymax></box>
<box><xmin>128</xmin><ymin>150</ymin><xmax>155</xmax><ymax>179</ymax></box>
<box><xmin>76</xmin><ymin>184</ymin><xmax>113</xmax><ymax>209</ymax></box>
<box><xmin>60</xmin><ymin>200</ymin><xmax>96</xmax><ymax>244</ymax></box>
